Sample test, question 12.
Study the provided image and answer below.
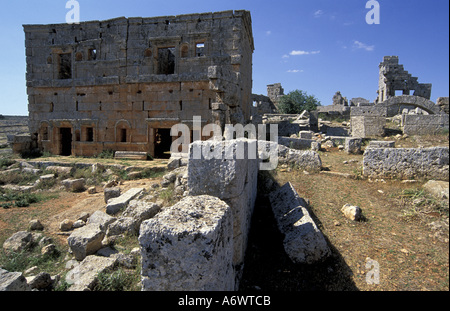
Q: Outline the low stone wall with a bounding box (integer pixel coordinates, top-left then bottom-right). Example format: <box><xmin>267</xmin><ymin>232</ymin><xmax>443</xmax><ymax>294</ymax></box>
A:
<box><xmin>402</xmin><ymin>114</ymin><xmax>449</xmax><ymax>136</ymax></box>
<box><xmin>363</xmin><ymin>147</ymin><xmax>449</xmax><ymax>181</ymax></box>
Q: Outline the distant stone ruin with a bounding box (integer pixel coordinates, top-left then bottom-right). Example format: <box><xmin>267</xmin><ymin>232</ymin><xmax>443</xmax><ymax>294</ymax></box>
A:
<box><xmin>376</xmin><ymin>56</ymin><xmax>432</xmax><ymax>103</ymax></box>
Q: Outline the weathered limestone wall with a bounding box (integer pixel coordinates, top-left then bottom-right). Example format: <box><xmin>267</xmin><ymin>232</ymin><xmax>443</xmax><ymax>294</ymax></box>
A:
<box><xmin>363</xmin><ymin>147</ymin><xmax>449</xmax><ymax>181</ymax></box>
<box><xmin>350</xmin><ymin>106</ymin><xmax>386</xmax><ymax>138</ymax></box>
<box><xmin>23</xmin><ymin>10</ymin><xmax>254</xmax><ymax>157</ymax></box>
<box><xmin>402</xmin><ymin>114</ymin><xmax>449</xmax><ymax>136</ymax></box>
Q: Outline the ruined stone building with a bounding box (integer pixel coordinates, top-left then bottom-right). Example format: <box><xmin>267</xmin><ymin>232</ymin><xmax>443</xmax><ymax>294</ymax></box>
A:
<box><xmin>376</xmin><ymin>56</ymin><xmax>432</xmax><ymax>103</ymax></box>
<box><xmin>23</xmin><ymin>10</ymin><xmax>254</xmax><ymax>158</ymax></box>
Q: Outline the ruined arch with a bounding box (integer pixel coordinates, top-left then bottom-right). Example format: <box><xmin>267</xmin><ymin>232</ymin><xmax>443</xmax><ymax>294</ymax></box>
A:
<box><xmin>379</xmin><ymin>95</ymin><xmax>445</xmax><ymax>116</ymax></box>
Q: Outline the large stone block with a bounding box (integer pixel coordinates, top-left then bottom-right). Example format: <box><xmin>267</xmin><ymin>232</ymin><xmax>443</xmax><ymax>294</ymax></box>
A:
<box><xmin>106</xmin><ymin>188</ymin><xmax>144</xmax><ymax>215</ymax></box>
<box><xmin>139</xmin><ymin>195</ymin><xmax>234</xmax><ymax>291</ymax></box>
<box><xmin>187</xmin><ymin>139</ymin><xmax>258</xmax><ymax>271</ymax></box>
<box><xmin>269</xmin><ymin>182</ymin><xmax>331</xmax><ymax>264</ymax></box>
<box><xmin>67</xmin><ymin>224</ymin><xmax>106</xmax><ymax>261</ymax></box>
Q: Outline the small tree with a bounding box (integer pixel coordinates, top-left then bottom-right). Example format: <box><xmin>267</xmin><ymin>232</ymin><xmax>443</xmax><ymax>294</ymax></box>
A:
<box><xmin>277</xmin><ymin>90</ymin><xmax>321</xmax><ymax>114</ymax></box>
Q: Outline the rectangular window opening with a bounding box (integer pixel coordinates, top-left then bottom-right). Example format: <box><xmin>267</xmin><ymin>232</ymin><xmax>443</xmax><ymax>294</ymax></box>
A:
<box><xmin>86</xmin><ymin>127</ymin><xmax>94</xmax><ymax>142</ymax></box>
<box><xmin>196</xmin><ymin>43</ymin><xmax>205</xmax><ymax>57</ymax></box>
<box><xmin>88</xmin><ymin>49</ymin><xmax>97</xmax><ymax>60</ymax></box>
<box><xmin>158</xmin><ymin>47</ymin><xmax>175</xmax><ymax>75</ymax></box>
<box><xmin>58</xmin><ymin>53</ymin><xmax>72</xmax><ymax>79</ymax></box>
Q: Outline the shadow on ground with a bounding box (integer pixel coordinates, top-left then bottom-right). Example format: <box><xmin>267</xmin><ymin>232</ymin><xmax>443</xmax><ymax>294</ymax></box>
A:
<box><xmin>239</xmin><ymin>172</ymin><xmax>359</xmax><ymax>291</ymax></box>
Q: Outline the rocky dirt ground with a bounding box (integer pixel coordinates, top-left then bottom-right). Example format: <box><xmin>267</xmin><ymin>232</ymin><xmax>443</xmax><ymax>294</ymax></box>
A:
<box><xmin>0</xmin><ymin>117</ymin><xmax>448</xmax><ymax>291</ymax></box>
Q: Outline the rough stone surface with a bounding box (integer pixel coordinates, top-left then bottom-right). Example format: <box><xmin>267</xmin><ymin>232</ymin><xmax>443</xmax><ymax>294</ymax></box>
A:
<box><xmin>423</xmin><ymin>180</ymin><xmax>449</xmax><ymax>199</ymax></box>
<box><xmin>344</xmin><ymin>137</ymin><xmax>362</xmax><ymax>154</ymax></box>
<box><xmin>341</xmin><ymin>204</ymin><xmax>362</xmax><ymax>221</ymax></box>
<box><xmin>139</xmin><ymin>195</ymin><xmax>234</xmax><ymax>291</ymax></box>
<box><xmin>104</xmin><ymin>187</ymin><xmax>121</xmax><ymax>204</ymax></box>
<box><xmin>2</xmin><ymin>231</ymin><xmax>34</xmax><ymax>253</ymax></box>
<box><xmin>402</xmin><ymin>114</ymin><xmax>449</xmax><ymax>136</ymax></box>
<box><xmin>61</xmin><ymin>178</ymin><xmax>86</xmax><ymax>192</ymax></box>
<box><xmin>106</xmin><ymin>188</ymin><xmax>144</xmax><ymax>215</ymax></box>
<box><xmin>187</xmin><ymin>139</ymin><xmax>258</xmax><ymax>272</ymax></box>
<box><xmin>86</xmin><ymin>210</ymin><xmax>117</xmax><ymax>231</ymax></box>
<box><xmin>258</xmin><ymin>141</ymin><xmax>322</xmax><ymax>172</ymax></box>
<box><xmin>368</xmin><ymin>141</ymin><xmax>396</xmax><ymax>148</ymax></box>
<box><xmin>269</xmin><ymin>182</ymin><xmax>331</xmax><ymax>264</ymax></box>
<box><xmin>0</xmin><ymin>269</ymin><xmax>31</xmax><ymax>291</ymax></box>
<box><xmin>66</xmin><ymin>255</ymin><xmax>117</xmax><ymax>291</ymax></box>
<box><xmin>363</xmin><ymin>147</ymin><xmax>449</xmax><ymax>181</ymax></box>
<box><xmin>67</xmin><ymin>224</ymin><xmax>106</xmax><ymax>261</ymax></box>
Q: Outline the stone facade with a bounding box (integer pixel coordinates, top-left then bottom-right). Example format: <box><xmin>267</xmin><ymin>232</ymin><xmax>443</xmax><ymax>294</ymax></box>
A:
<box><xmin>376</xmin><ymin>56</ymin><xmax>432</xmax><ymax>103</ymax></box>
<box><xmin>23</xmin><ymin>10</ymin><xmax>254</xmax><ymax>158</ymax></box>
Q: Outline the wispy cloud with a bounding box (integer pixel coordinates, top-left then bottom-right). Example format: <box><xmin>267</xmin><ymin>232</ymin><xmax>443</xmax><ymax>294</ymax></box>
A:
<box><xmin>314</xmin><ymin>10</ymin><xmax>324</xmax><ymax>18</ymax></box>
<box><xmin>265</xmin><ymin>30</ymin><xmax>272</xmax><ymax>36</ymax></box>
<box><xmin>353</xmin><ymin>40</ymin><xmax>375</xmax><ymax>51</ymax></box>
<box><xmin>287</xmin><ymin>69</ymin><xmax>304</xmax><ymax>73</ymax></box>
<box><xmin>289</xmin><ymin>50</ymin><xmax>321</xmax><ymax>56</ymax></box>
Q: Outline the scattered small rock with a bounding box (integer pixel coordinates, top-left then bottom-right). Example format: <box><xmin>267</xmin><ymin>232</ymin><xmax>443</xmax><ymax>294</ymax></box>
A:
<box><xmin>341</xmin><ymin>204</ymin><xmax>362</xmax><ymax>221</ymax></box>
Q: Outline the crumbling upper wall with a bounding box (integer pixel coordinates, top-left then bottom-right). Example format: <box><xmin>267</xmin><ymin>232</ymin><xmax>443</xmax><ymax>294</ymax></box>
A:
<box><xmin>376</xmin><ymin>56</ymin><xmax>432</xmax><ymax>103</ymax></box>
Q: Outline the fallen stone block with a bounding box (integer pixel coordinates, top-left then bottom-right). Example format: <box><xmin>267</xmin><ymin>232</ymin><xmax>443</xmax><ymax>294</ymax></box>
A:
<box><xmin>139</xmin><ymin>195</ymin><xmax>234</xmax><ymax>291</ymax></box>
<box><xmin>2</xmin><ymin>231</ymin><xmax>34</xmax><ymax>253</ymax></box>
<box><xmin>61</xmin><ymin>178</ymin><xmax>86</xmax><ymax>192</ymax></box>
<box><xmin>66</xmin><ymin>255</ymin><xmax>117</xmax><ymax>291</ymax></box>
<box><xmin>106</xmin><ymin>188</ymin><xmax>144</xmax><ymax>215</ymax></box>
<box><xmin>423</xmin><ymin>180</ymin><xmax>449</xmax><ymax>199</ymax></box>
<box><xmin>86</xmin><ymin>211</ymin><xmax>117</xmax><ymax>231</ymax></box>
<box><xmin>104</xmin><ymin>187</ymin><xmax>121</xmax><ymax>204</ymax></box>
<box><xmin>67</xmin><ymin>224</ymin><xmax>106</xmax><ymax>261</ymax></box>
<box><xmin>0</xmin><ymin>269</ymin><xmax>31</xmax><ymax>291</ymax></box>
<box><xmin>269</xmin><ymin>182</ymin><xmax>330</xmax><ymax>264</ymax></box>
<box><xmin>344</xmin><ymin>137</ymin><xmax>362</xmax><ymax>154</ymax></box>
<box><xmin>341</xmin><ymin>204</ymin><xmax>363</xmax><ymax>221</ymax></box>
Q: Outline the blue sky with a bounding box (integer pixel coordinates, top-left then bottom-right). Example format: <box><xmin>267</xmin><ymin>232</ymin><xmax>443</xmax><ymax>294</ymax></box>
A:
<box><xmin>0</xmin><ymin>0</ymin><xmax>448</xmax><ymax>115</ymax></box>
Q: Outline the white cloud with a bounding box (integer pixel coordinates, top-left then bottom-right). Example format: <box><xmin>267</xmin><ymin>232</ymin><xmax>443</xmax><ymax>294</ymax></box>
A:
<box><xmin>287</xmin><ymin>69</ymin><xmax>303</xmax><ymax>73</ymax></box>
<box><xmin>314</xmin><ymin>10</ymin><xmax>324</xmax><ymax>18</ymax></box>
<box><xmin>266</xmin><ymin>30</ymin><xmax>272</xmax><ymax>36</ymax></box>
<box><xmin>353</xmin><ymin>40</ymin><xmax>375</xmax><ymax>51</ymax></box>
<box><xmin>289</xmin><ymin>50</ymin><xmax>320</xmax><ymax>56</ymax></box>
<box><xmin>282</xmin><ymin>54</ymin><xmax>290</xmax><ymax>59</ymax></box>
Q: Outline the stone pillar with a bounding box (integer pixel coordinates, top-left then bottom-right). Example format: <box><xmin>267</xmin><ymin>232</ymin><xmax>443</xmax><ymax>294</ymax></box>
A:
<box><xmin>187</xmin><ymin>138</ymin><xmax>259</xmax><ymax>280</ymax></box>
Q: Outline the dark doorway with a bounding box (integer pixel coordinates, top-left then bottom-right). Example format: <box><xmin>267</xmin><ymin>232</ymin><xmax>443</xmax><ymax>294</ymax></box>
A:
<box><xmin>60</xmin><ymin>128</ymin><xmax>72</xmax><ymax>156</ymax></box>
<box><xmin>154</xmin><ymin>128</ymin><xmax>172</xmax><ymax>159</ymax></box>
